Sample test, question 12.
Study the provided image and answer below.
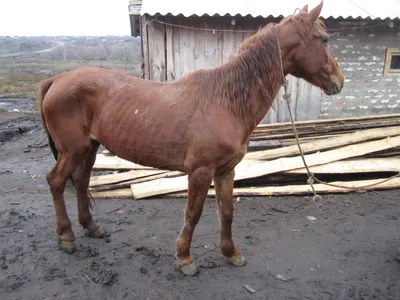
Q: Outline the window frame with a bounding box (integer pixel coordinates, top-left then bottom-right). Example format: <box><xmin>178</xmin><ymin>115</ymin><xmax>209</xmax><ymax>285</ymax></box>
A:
<box><xmin>383</xmin><ymin>47</ymin><xmax>400</xmax><ymax>76</ymax></box>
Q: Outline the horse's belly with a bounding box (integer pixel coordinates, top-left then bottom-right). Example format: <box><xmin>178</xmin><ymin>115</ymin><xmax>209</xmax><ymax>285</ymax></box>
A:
<box><xmin>98</xmin><ymin>127</ymin><xmax>188</xmax><ymax>171</ymax></box>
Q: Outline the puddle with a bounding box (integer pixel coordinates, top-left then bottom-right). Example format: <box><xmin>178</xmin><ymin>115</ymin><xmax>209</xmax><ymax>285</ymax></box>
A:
<box><xmin>0</xmin><ymin>98</ymin><xmax>35</xmax><ymax>114</ymax></box>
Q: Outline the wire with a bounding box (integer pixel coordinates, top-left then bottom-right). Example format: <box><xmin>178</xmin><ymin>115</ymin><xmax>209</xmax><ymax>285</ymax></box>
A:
<box><xmin>146</xmin><ymin>18</ymin><xmax>396</xmax><ymax>35</ymax></box>
<box><xmin>347</xmin><ymin>0</ymin><xmax>376</xmax><ymax>19</ymax></box>
<box><xmin>146</xmin><ymin>19</ymin><xmax>256</xmax><ymax>33</ymax></box>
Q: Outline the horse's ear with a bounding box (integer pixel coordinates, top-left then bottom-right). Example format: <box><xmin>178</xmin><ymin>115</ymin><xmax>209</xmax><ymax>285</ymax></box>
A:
<box><xmin>300</xmin><ymin>4</ymin><xmax>308</xmax><ymax>13</ymax></box>
<box><xmin>309</xmin><ymin>0</ymin><xmax>323</xmax><ymax>21</ymax></box>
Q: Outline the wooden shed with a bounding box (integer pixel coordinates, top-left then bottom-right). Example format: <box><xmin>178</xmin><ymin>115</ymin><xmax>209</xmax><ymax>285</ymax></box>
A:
<box><xmin>128</xmin><ymin>0</ymin><xmax>400</xmax><ymax>123</ymax></box>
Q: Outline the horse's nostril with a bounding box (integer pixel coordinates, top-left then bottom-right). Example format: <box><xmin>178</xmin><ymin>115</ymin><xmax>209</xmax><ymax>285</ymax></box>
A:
<box><xmin>332</xmin><ymin>83</ymin><xmax>340</xmax><ymax>94</ymax></box>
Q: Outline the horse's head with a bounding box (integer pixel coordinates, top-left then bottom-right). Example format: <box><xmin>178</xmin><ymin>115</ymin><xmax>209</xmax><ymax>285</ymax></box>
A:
<box><xmin>280</xmin><ymin>1</ymin><xmax>344</xmax><ymax>95</ymax></box>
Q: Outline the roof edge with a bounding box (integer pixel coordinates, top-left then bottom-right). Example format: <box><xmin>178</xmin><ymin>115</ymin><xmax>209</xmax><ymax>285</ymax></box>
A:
<box><xmin>138</xmin><ymin>11</ymin><xmax>400</xmax><ymax>21</ymax></box>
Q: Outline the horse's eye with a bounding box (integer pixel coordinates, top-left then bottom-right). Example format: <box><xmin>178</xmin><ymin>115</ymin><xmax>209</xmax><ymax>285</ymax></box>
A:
<box><xmin>322</xmin><ymin>35</ymin><xmax>329</xmax><ymax>44</ymax></box>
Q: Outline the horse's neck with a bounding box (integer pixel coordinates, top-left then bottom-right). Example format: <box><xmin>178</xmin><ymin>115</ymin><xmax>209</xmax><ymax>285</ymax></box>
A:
<box><xmin>244</xmin><ymin>35</ymin><xmax>293</xmax><ymax>132</ymax></box>
<box><xmin>241</xmin><ymin>57</ymin><xmax>285</xmax><ymax>131</ymax></box>
<box><xmin>251</xmin><ymin>80</ymin><xmax>282</xmax><ymax>128</ymax></box>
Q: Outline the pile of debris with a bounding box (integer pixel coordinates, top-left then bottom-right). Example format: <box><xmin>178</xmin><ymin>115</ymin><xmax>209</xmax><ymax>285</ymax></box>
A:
<box><xmin>89</xmin><ymin>114</ymin><xmax>400</xmax><ymax>200</ymax></box>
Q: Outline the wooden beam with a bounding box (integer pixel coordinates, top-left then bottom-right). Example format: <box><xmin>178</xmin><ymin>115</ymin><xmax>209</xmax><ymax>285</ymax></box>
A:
<box><xmin>89</xmin><ymin>169</ymin><xmax>167</xmax><ymax>187</ymax></box>
<box><xmin>285</xmin><ymin>158</ymin><xmax>400</xmax><ymax>174</ymax></box>
<box><xmin>255</xmin><ymin>113</ymin><xmax>400</xmax><ymax>129</ymax></box>
<box><xmin>178</xmin><ymin>177</ymin><xmax>400</xmax><ymax>197</ymax></box>
<box><xmin>91</xmin><ymin>188</ymin><xmax>133</xmax><ymax>199</ymax></box>
<box><xmin>131</xmin><ymin>176</ymin><xmax>189</xmax><ymax>199</ymax></box>
<box><xmin>92</xmin><ymin>176</ymin><xmax>400</xmax><ymax>199</ymax></box>
<box><xmin>90</xmin><ymin>171</ymin><xmax>185</xmax><ymax>191</ymax></box>
<box><xmin>141</xmin><ymin>15</ymin><xmax>150</xmax><ymax>79</ymax></box>
<box><xmin>93</xmin><ymin>154</ymin><xmax>157</xmax><ymax>170</ymax></box>
<box><xmin>245</xmin><ymin>126</ymin><xmax>400</xmax><ymax>160</ymax></box>
<box><xmin>131</xmin><ymin>135</ymin><xmax>400</xmax><ymax>199</ymax></box>
<box><xmin>252</xmin><ymin>119</ymin><xmax>400</xmax><ymax>136</ymax></box>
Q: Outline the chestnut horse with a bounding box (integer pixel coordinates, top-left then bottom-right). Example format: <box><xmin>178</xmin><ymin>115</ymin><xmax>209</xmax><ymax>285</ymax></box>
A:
<box><xmin>39</xmin><ymin>1</ymin><xmax>343</xmax><ymax>276</ymax></box>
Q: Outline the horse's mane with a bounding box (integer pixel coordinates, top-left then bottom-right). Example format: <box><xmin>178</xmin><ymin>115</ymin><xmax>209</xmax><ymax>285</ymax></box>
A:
<box><xmin>177</xmin><ymin>14</ymin><xmax>327</xmax><ymax>126</ymax></box>
<box><xmin>178</xmin><ymin>21</ymin><xmax>282</xmax><ymax>127</ymax></box>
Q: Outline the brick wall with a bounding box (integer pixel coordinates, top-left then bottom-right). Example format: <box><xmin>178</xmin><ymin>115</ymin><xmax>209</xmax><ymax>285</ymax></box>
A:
<box><xmin>320</xmin><ymin>20</ymin><xmax>400</xmax><ymax>119</ymax></box>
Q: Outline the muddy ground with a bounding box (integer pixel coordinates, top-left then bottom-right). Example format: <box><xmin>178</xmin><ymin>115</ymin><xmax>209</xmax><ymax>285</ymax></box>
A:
<box><xmin>1</xmin><ymin>103</ymin><xmax>400</xmax><ymax>300</ymax></box>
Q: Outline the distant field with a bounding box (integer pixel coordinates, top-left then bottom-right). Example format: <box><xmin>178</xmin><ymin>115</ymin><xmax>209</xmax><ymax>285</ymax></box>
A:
<box><xmin>0</xmin><ymin>38</ymin><xmax>53</xmax><ymax>55</ymax></box>
<box><xmin>0</xmin><ymin>36</ymin><xmax>142</xmax><ymax>100</ymax></box>
<box><xmin>0</xmin><ymin>59</ymin><xmax>140</xmax><ymax>99</ymax></box>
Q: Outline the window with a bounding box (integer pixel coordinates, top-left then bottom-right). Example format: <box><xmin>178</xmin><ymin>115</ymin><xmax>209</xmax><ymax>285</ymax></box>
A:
<box><xmin>383</xmin><ymin>48</ymin><xmax>400</xmax><ymax>76</ymax></box>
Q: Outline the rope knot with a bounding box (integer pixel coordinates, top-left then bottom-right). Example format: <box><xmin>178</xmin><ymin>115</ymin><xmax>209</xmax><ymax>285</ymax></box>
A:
<box><xmin>283</xmin><ymin>78</ymin><xmax>289</xmax><ymax>86</ymax></box>
<box><xmin>312</xmin><ymin>194</ymin><xmax>322</xmax><ymax>202</ymax></box>
<box><xmin>283</xmin><ymin>93</ymin><xmax>292</xmax><ymax>102</ymax></box>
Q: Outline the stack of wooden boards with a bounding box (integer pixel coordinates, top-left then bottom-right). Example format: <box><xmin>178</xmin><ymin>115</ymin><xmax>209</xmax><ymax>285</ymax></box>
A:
<box><xmin>89</xmin><ymin>114</ymin><xmax>400</xmax><ymax>200</ymax></box>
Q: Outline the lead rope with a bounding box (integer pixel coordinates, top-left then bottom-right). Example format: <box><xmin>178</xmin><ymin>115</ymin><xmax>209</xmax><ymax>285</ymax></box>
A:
<box><xmin>276</xmin><ymin>33</ymin><xmax>321</xmax><ymax>201</ymax></box>
<box><xmin>275</xmin><ymin>32</ymin><xmax>400</xmax><ymax>202</ymax></box>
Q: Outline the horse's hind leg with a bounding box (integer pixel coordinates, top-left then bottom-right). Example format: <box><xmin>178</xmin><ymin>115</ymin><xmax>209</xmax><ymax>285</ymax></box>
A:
<box><xmin>214</xmin><ymin>169</ymin><xmax>247</xmax><ymax>267</ymax></box>
<box><xmin>46</xmin><ymin>146</ymin><xmax>90</xmax><ymax>253</ymax></box>
<box><xmin>71</xmin><ymin>139</ymin><xmax>105</xmax><ymax>238</ymax></box>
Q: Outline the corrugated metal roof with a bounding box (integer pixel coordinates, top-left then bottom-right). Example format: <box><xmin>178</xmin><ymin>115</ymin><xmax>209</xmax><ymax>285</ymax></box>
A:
<box><xmin>136</xmin><ymin>0</ymin><xmax>400</xmax><ymax>20</ymax></box>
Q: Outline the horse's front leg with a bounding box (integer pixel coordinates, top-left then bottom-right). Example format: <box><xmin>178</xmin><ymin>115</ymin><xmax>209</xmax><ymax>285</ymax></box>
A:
<box><xmin>175</xmin><ymin>166</ymin><xmax>214</xmax><ymax>276</ymax></box>
<box><xmin>214</xmin><ymin>169</ymin><xmax>247</xmax><ymax>267</ymax></box>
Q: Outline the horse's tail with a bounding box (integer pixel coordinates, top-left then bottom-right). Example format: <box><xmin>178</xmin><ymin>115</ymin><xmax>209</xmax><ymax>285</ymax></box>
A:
<box><xmin>39</xmin><ymin>78</ymin><xmax>59</xmax><ymax>161</ymax></box>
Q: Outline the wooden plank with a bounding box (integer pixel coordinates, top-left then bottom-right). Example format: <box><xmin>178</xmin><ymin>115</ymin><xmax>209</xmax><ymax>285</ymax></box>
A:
<box><xmin>141</xmin><ymin>15</ymin><xmax>150</xmax><ymax>80</ymax></box>
<box><xmin>256</xmin><ymin>113</ymin><xmax>400</xmax><ymax>129</ymax></box>
<box><xmin>251</xmin><ymin>120</ymin><xmax>400</xmax><ymax>140</ymax></box>
<box><xmin>297</xmin><ymin>78</ymin><xmax>322</xmax><ymax>121</ymax></box>
<box><xmin>203</xmin><ymin>17</ymin><xmax>220</xmax><ymax>66</ymax></box>
<box><xmin>90</xmin><ymin>171</ymin><xmax>185</xmax><ymax>191</ymax></box>
<box><xmin>230</xmin><ymin>177</ymin><xmax>400</xmax><ymax>196</ymax></box>
<box><xmin>253</xmin><ymin>118</ymin><xmax>400</xmax><ymax>134</ymax></box>
<box><xmin>95</xmin><ymin>176</ymin><xmax>400</xmax><ymax>199</ymax></box>
<box><xmin>132</xmin><ymin>176</ymin><xmax>189</xmax><ymax>199</ymax></box>
<box><xmin>89</xmin><ymin>169</ymin><xmax>167</xmax><ymax>187</ymax></box>
<box><xmin>91</xmin><ymin>188</ymin><xmax>133</xmax><ymax>199</ymax></box>
<box><xmin>129</xmin><ymin>159</ymin><xmax>261</xmax><ymax>199</ymax></box>
<box><xmin>193</xmin><ymin>19</ymin><xmax>206</xmax><ymax>72</ymax></box>
<box><xmin>245</xmin><ymin>126</ymin><xmax>400</xmax><ymax>160</ymax></box>
<box><xmin>165</xmin><ymin>16</ymin><xmax>175</xmax><ymax>81</ymax></box>
<box><xmin>285</xmin><ymin>158</ymin><xmax>400</xmax><ymax>174</ymax></box>
<box><xmin>234</xmin><ymin>135</ymin><xmax>400</xmax><ymax>180</ymax></box>
<box><xmin>221</xmin><ymin>18</ymin><xmax>236</xmax><ymax>64</ymax></box>
<box><xmin>251</xmin><ymin>133</ymin><xmax>354</xmax><ymax>150</ymax></box>
<box><xmin>93</xmin><ymin>154</ymin><xmax>156</xmax><ymax>170</ymax></box>
<box><xmin>131</xmin><ymin>135</ymin><xmax>400</xmax><ymax>199</ymax></box>
<box><xmin>171</xmin><ymin>17</ymin><xmax>184</xmax><ymax>79</ymax></box>
<box><xmin>176</xmin><ymin>177</ymin><xmax>400</xmax><ymax>198</ymax></box>
<box><xmin>182</xmin><ymin>18</ymin><xmax>196</xmax><ymax>76</ymax></box>
<box><xmin>367</xmin><ymin>149</ymin><xmax>400</xmax><ymax>158</ymax></box>
<box><xmin>147</xmin><ymin>20</ymin><xmax>166</xmax><ymax>81</ymax></box>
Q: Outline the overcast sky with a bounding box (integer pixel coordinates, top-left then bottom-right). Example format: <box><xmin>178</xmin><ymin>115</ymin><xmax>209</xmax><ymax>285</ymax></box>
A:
<box><xmin>0</xmin><ymin>0</ymin><xmax>131</xmax><ymax>36</ymax></box>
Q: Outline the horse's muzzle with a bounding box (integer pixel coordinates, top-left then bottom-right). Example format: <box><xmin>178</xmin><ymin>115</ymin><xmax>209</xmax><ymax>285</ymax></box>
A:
<box><xmin>331</xmin><ymin>82</ymin><xmax>341</xmax><ymax>95</ymax></box>
<box><xmin>327</xmin><ymin>74</ymin><xmax>344</xmax><ymax>95</ymax></box>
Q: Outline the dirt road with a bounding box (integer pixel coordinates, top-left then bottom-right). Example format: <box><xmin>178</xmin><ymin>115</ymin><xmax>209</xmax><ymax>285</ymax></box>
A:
<box><xmin>1</xmin><ymin>111</ymin><xmax>400</xmax><ymax>300</ymax></box>
<box><xmin>0</xmin><ymin>41</ymin><xmax>65</xmax><ymax>59</ymax></box>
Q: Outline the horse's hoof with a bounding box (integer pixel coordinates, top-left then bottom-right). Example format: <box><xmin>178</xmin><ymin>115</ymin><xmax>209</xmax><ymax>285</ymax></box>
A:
<box><xmin>227</xmin><ymin>254</ymin><xmax>247</xmax><ymax>267</ymax></box>
<box><xmin>60</xmin><ymin>241</ymin><xmax>76</xmax><ymax>254</ymax></box>
<box><xmin>179</xmin><ymin>263</ymin><xmax>199</xmax><ymax>276</ymax></box>
<box><xmin>85</xmin><ymin>227</ymin><xmax>106</xmax><ymax>239</ymax></box>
